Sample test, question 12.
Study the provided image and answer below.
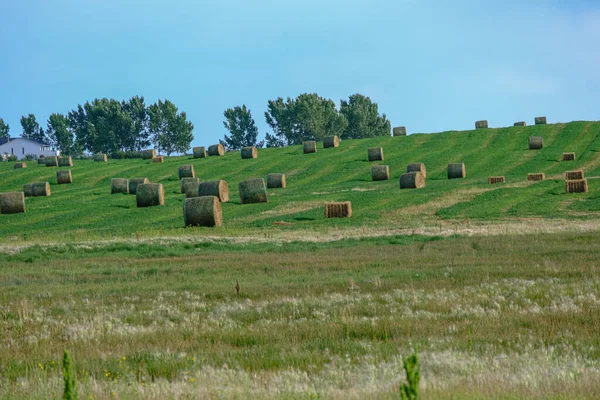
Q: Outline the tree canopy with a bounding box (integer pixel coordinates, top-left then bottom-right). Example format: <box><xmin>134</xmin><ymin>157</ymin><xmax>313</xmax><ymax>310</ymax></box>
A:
<box><xmin>220</xmin><ymin>105</ymin><xmax>263</xmax><ymax>151</ymax></box>
<box><xmin>0</xmin><ymin>118</ymin><xmax>9</xmax><ymax>139</ymax></box>
<box><xmin>20</xmin><ymin>114</ymin><xmax>47</xmax><ymax>143</ymax></box>
<box><xmin>340</xmin><ymin>93</ymin><xmax>391</xmax><ymax>139</ymax></box>
<box><xmin>46</xmin><ymin>113</ymin><xmax>77</xmax><ymax>156</ymax></box>
<box><xmin>148</xmin><ymin>99</ymin><xmax>194</xmax><ymax>156</ymax></box>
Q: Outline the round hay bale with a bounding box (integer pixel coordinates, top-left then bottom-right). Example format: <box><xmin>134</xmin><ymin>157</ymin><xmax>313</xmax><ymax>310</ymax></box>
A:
<box><xmin>475</xmin><ymin>120</ymin><xmax>488</xmax><ymax>129</ymax></box>
<box><xmin>527</xmin><ymin>173</ymin><xmax>545</xmax><ymax>181</ymax></box>
<box><xmin>57</xmin><ymin>170</ymin><xmax>72</xmax><ymax>185</ymax></box>
<box><xmin>238</xmin><ymin>178</ymin><xmax>268</xmax><ymax>204</ymax></box>
<box><xmin>535</xmin><ymin>116</ymin><xmax>547</xmax><ymax>125</ymax></box>
<box><xmin>393</xmin><ymin>126</ymin><xmax>407</xmax><ymax>136</ymax></box>
<box><xmin>14</xmin><ymin>162</ymin><xmax>27</xmax><ymax>169</ymax></box>
<box><xmin>208</xmin><ymin>144</ymin><xmax>225</xmax><ymax>156</ymax></box>
<box><xmin>514</xmin><ymin>121</ymin><xmax>527</xmax><ymax>127</ymax></box>
<box><xmin>323</xmin><ymin>136</ymin><xmax>339</xmax><ymax>148</ymax></box>
<box><xmin>24</xmin><ymin>182</ymin><xmax>51</xmax><ymax>197</ymax></box>
<box><xmin>45</xmin><ymin>156</ymin><xmax>58</xmax><ymax>167</ymax></box>
<box><xmin>37</xmin><ymin>158</ymin><xmax>46</xmax><ymax>165</ymax></box>
<box><xmin>152</xmin><ymin>156</ymin><xmax>164</xmax><ymax>163</ymax></box>
<box><xmin>324</xmin><ymin>201</ymin><xmax>352</xmax><ymax>218</ymax></box>
<box><xmin>111</xmin><ymin>178</ymin><xmax>129</xmax><ymax>194</ymax></box>
<box><xmin>371</xmin><ymin>165</ymin><xmax>389</xmax><ymax>181</ymax></box>
<box><xmin>488</xmin><ymin>176</ymin><xmax>505</xmax><ymax>184</ymax></box>
<box><xmin>400</xmin><ymin>172</ymin><xmax>426</xmax><ymax>189</ymax></box>
<box><xmin>241</xmin><ymin>146</ymin><xmax>258</xmax><ymax>159</ymax></box>
<box><xmin>184</xmin><ymin>196</ymin><xmax>222</xmax><ymax>227</ymax></box>
<box><xmin>565</xmin><ymin>179</ymin><xmax>588</xmax><ymax>193</ymax></box>
<box><xmin>178</xmin><ymin>164</ymin><xmax>195</xmax><ymax>179</ymax></box>
<box><xmin>303</xmin><ymin>141</ymin><xmax>317</xmax><ymax>154</ymax></box>
<box><xmin>93</xmin><ymin>153</ymin><xmax>108</xmax><ymax>162</ymax></box>
<box><xmin>198</xmin><ymin>180</ymin><xmax>229</xmax><ymax>202</ymax></box>
<box><xmin>0</xmin><ymin>192</ymin><xmax>25</xmax><ymax>214</ymax></box>
<box><xmin>180</xmin><ymin>177</ymin><xmax>200</xmax><ymax>193</ymax></box>
<box><xmin>367</xmin><ymin>147</ymin><xmax>384</xmax><ymax>161</ymax></box>
<box><xmin>193</xmin><ymin>146</ymin><xmax>207</xmax><ymax>158</ymax></box>
<box><xmin>184</xmin><ymin>181</ymin><xmax>201</xmax><ymax>198</ymax></box>
<box><xmin>528</xmin><ymin>136</ymin><xmax>543</xmax><ymax>150</ymax></box>
<box><xmin>142</xmin><ymin>149</ymin><xmax>156</xmax><ymax>160</ymax></box>
<box><xmin>136</xmin><ymin>183</ymin><xmax>164</xmax><ymax>207</ymax></box>
<box><xmin>58</xmin><ymin>157</ymin><xmax>73</xmax><ymax>167</ymax></box>
<box><xmin>562</xmin><ymin>152</ymin><xmax>576</xmax><ymax>161</ymax></box>
<box><xmin>267</xmin><ymin>173</ymin><xmax>286</xmax><ymax>189</ymax></box>
<box><xmin>406</xmin><ymin>163</ymin><xmax>426</xmax><ymax>178</ymax></box>
<box><xmin>447</xmin><ymin>163</ymin><xmax>466</xmax><ymax>179</ymax></box>
<box><xmin>129</xmin><ymin>178</ymin><xmax>149</xmax><ymax>195</ymax></box>
<box><xmin>565</xmin><ymin>170</ymin><xmax>584</xmax><ymax>180</ymax></box>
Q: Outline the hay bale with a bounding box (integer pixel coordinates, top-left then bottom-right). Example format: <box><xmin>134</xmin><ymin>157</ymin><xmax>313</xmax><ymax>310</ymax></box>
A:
<box><xmin>111</xmin><ymin>178</ymin><xmax>129</xmax><ymax>194</ymax></box>
<box><xmin>406</xmin><ymin>163</ymin><xmax>426</xmax><ymax>179</ymax></box>
<box><xmin>324</xmin><ymin>202</ymin><xmax>352</xmax><ymax>218</ymax></box>
<box><xmin>37</xmin><ymin>159</ymin><xmax>45</xmax><ymax>165</ymax></box>
<box><xmin>56</xmin><ymin>170</ymin><xmax>72</xmax><ymax>185</ymax></box>
<box><xmin>368</xmin><ymin>147</ymin><xmax>384</xmax><ymax>161</ymax></box>
<box><xmin>488</xmin><ymin>176</ymin><xmax>505</xmax><ymax>184</ymax></box>
<box><xmin>447</xmin><ymin>163</ymin><xmax>466</xmax><ymax>179</ymax></box>
<box><xmin>514</xmin><ymin>121</ymin><xmax>527</xmax><ymax>127</ymax></box>
<box><xmin>241</xmin><ymin>146</ymin><xmax>258</xmax><ymax>159</ymax></box>
<box><xmin>184</xmin><ymin>181</ymin><xmax>201</xmax><ymax>198</ymax></box>
<box><xmin>238</xmin><ymin>178</ymin><xmax>268</xmax><ymax>204</ymax></box>
<box><xmin>475</xmin><ymin>120</ymin><xmax>488</xmax><ymax>129</ymax></box>
<box><xmin>93</xmin><ymin>153</ymin><xmax>108</xmax><ymax>162</ymax></box>
<box><xmin>181</xmin><ymin>177</ymin><xmax>200</xmax><ymax>193</ymax></box>
<box><xmin>14</xmin><ymin>163</ymin><xmax>27</xmax><ymax>169</ymax></box>
<box><xmin>393</xmin><ymin>126</ymin><xmax>407</xmax><ymax>136</ymax></box>
<box><xmin>562</xmin><ymin>152</ymin><xmax>576</xmax><ymax>161</ymax></box>
<box><xmin>142</xmin><ymin>149</ymin><xmax>156</xmax><ymax>159</ymax></box>
<box><xmin>45</xmin><ymin>156</ymin><xmax>58</xmax><ymax>167</ymax></box>
<box><xmin>267</xmin><ymin>173</ymin><xmax>286</xmax><ymax>188</ymax></box>
<box><xmin>178</xmin><ymin>165</ymin><xmax>195</xmax><ymax>179</ymax></box>
<box><xmin>184</xmin><ymin>196</ymin><xmax>222</xmax><ymax>227</ymax></box>
<box><xmin>198</xmin><ymin>180</ymin><xmax>229</xmax><ymax>202</ymax></box>
<box><xmin>0</xmin><ymin>192</ymin><xmax>25</xmax><ymax>214</ymax></box>
<box><xmin>152</xmin><ymin>156</ymin><xmax>164</xmax><ymax>163</ymax></box>
<box><xmin>535</xmin><ymin>116</ymin><xmax>547</xmax><ymax>125</ymax></box>
<box><xmin>136</xmin><ymin>183</ymin><xmax>164</xmax><ymax>207</ymax></box>
<box><xmin>527</xmin><ymin>173</ymin><xmax>545</xmax><ymax>181</ymax></box>
<box><xmin>565</xmin><ymin>179</ymin><xmax>588</xmax><ymax>193</ymax></box>
<box><xmin>565</xmin><ymin>170</ymin><xmax>584</xmax><ymax>180</ymax></box>
<box><xmin>208</xmin><ymin>144</ymin><xmax>225</xmax><ymax>156</ymax></box>
<box><xmin>58</xmin><ymin>157</ymin><xmax>73</xmax><ymax>167</ymax></box>
<box><xmin>193</xmin><ymin>146</ymin><xmax>207</xmax><ymax>158</ymax></box>
<box><xmin>528</xmin><ymin>136</ymin><xmax>543</xmax><ymax>150</ymax></box>
<box><xmin>372</xmin><ymin>165</ymin><xmax>390</xmax><ymax>181</ymax></box>
<box><xmin>323</xmin><ymin>136</ymin><xmax>340</xmax><ymax>148</ymax></box>
<box><xmin>303</xmin><ymin>141</ymin><xmax>317</xmax><ymax>154</ymax></box>
<box><xmin>23</xmin><ymin>182</ymin><xmax>51</xmax><ymax>197</ymax></box>
<box><xmin>400</xmin><ymin>172</ymin><xmax>426</xmax><ymax>189</ymax></box>
<box><xmin>129</xmin><ymin>178</ymin><xmax>149</xmax><ymax>195</ymax></box>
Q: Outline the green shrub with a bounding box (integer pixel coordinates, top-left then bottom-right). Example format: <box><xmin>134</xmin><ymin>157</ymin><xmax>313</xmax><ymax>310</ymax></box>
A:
<box><xmin>400</xmin><ymin>349</ymin><xmax>420</xmax><ymax>400</ymax></box>
<box><xmin>63</xmin><ymin>350</ymin><xmax>78</xmax><ymax>400</ymax></box>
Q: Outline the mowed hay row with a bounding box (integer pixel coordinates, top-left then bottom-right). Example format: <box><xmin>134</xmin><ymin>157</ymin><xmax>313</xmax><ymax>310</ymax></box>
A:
<box><xmin>475</xmin><ymin>120</ymin><xmax>488</xmax><ymax>129</ymax></box>
<box><xmin>400</xmin><ymin>172</ymin><xmax>425</xmax><ymax>189</ymax></box>
<box><xmin>142</xmin><ymin>149</ymin><xmax>157</xmax><ymax>160</ymax></box>
<box><xmin>323</xmin><ymin>135</ymin><xmax>339</xmax><ymax>148</ymax></box>
<box><xmin>111</xmin><ymin>178</ymin><xmax>129</xmax><ymax>194</ymax></box>
<box><xmin>183</xmin><ymin>196</ymin><xmax>222</xmax><ymax>227</ymax></box>
<box><xmin>23</xmin><ymin>182</ymin><xmax>51</xmax><ymax>197</ymax></box>
<box><xmin>514</xmin><ymin>121</ymin><xmax>527</xmax><ymax>127</ymax></box>
<box><xmin>193</xmin><ymin>146</ymin><xmax>207</xmax><ymax>159</ymax></box>
<box><xmin>407</xmin><ymin>162</ymin><xmax>426</xmax><ymax>179</ymax></box>
<box><xmin>393</xmin><ymin>126</ymin><xmax>407</xmax><ymax>136</ymax></box>
<box><xmin>562</xmin><ymin>152</ymin><xmax>576</xmax><ymax>161</ymax></box>
<box><xmin>528</xmin><ymin>136</ymin><xmax>543</xmax><ymax>150</ymax></box>
<box><xmin>303</xmin><ymin>141</ymin><xmax>317</xmax><ymax>154</ymax></box>
<box><xmin>239</xmin><ymin>178</ymin><xmax>268</xmax><ymax>204</ymax></box>
<box><xmin>198</xmin><ymin>180</ymin><xmax>229</xmax><ymax>202</ymax></box>
<box><xmin>58</xmin><ymin>157</ymin><xmax>73</xmax><ymax>167</ymax></box>
<box><xmin>184</xmin><ymin>181</ymin><xmax>201</xmax><ymax>198</ymax></box>
<box><xmin>93</xmin><ymin>153</ymin><xmax>108</xmax><ymax>162</ymax></box>
<box><xmin>178</xmin><ymin>164</ymin><xmax>195</xmax><ymax>179</ymax></box>
<box><xmin>527</xmin><ymin>173</ymin><xmax>545</xmax><ymax>181</ymax></box>
<box><xmin>136</xmin><ymin>183</ymin><xmax>164</xmax><ymax>207</ymax></box>
<box><xmin>565</xmin><ymin>179</ymin><xmax>588</xmax><ymax>193</ymax></box>
<box><xmin>129</xmin><ymin>178</ymin><xmax>149</xmax><ymax>195</ymax></box>
<box><xmin>565</xmin><ymin>170</ymin><xmax>584</xmax><ymax>180</ymax></box>
<box><xmin>241</xmin><ymin>146</ymin><xmax>258</xmax><ymax>159</ymax></box>
<box><xmin>208</xmin><ymin>144</ymin><xmax>225</xmax><ymax>156</ymax></box>
<box><xmin>447</xmin><ymin>163</ymin><xmax>466</xmax><ymax>179</ymax></box>
<box><xmin>56</xmin><ymin>170</ymin><xmax>72</xmax><ymax>185</ymax></box>
<box><xmin>13</xmin><ymin>162</ymin><xmax>27</xmax><ymax>169</ymax></box>
<box><xmin>371</xmin><ymin>165</ymin><xmax>390</xmax><ymax>181</ymax></box>
<box><xmin>267</xmin><ymin>173</ymin><xmax>286</xmax><ymax>189</ymax></box>
<box><xmin>152</xmin><ymin>156</ymin><xmax>164</xmax><ymax>163</ymax></box>
<box><xmin>0</xmin><ymin>192</ymin><xmax>26</xmax><ymax>214</ymax></box>
<box><xmin>180</xmin><ymin>177</ymin><xmax>200</xmax><ymax>193</ymax></box>
<box><xmin>45</xmin><ymin>156</ymin><xmax>58</xmax><ymax>167</ymax></box>
<box><xmin>324</xmin><ymin>201</ymin><xmax>352</xmax><ymax>218</ymax></box>
<box><xmin>535</xmin><ymin>116</ymin><xmax>547</xmax><ymax>125</ymax></box>
<box><xmin>367</xmin><ymin>147</ymin><xmax>384</xmax><ymax>161</ymax></box>
<box><xmin>488</xmin><ymin>176</ymin><xmax>505</xmax><ymax>184</ymax></box>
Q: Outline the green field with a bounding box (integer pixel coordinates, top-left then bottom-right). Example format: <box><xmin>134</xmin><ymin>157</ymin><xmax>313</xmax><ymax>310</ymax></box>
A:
<box><xmin>1</xmin><ymin>122</ymin><xmax>600</xmax><ymax>399</ymax></box>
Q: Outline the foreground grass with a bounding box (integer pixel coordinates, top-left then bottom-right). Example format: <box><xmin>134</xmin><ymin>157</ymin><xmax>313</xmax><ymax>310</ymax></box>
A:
<box><xmin>1</xmin><ymin>233</ymin><xmax>600</xmax><ymax>399</ymax></box>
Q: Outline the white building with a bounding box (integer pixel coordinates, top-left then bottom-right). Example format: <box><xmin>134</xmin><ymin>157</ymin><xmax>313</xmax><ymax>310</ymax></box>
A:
<box><xmin>0</xmin><ymin>137</ymin><xmax>58</xmax><ymax>160</ymax></box>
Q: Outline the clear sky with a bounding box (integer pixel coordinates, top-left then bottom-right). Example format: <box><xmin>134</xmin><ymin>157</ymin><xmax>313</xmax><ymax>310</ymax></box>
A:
<box><xmin>1</xmin><ymin>0</ymin><xmax>599</xmax><ymax>147</ymax></box>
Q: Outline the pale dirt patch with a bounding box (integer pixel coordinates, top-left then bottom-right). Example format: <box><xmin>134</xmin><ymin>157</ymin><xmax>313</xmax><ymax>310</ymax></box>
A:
<box><xmin>259</xmin><ymin>201</ymin><xmax>322</xmax><ymax>217</ymax></box>
<box><xmin>312</xmin><ymin>187</ymin><xmax>377</xmax><ymax>195</ymax></box>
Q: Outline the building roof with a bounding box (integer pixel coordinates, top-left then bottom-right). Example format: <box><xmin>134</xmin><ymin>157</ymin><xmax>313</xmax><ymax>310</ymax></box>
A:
<box><xmin>0</xmin><ymin>137</ymin><xmax>51</xmax><ymax>146</ymax></box>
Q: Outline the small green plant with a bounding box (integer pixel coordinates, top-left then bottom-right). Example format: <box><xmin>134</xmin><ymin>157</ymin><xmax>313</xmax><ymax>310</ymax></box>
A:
<box><xmin>400</xmin><ymin>349</ymin><xmax>420</xmax><ymax>400</ymax></box>
<box><xmin>63</xmin><ymin>350</ymin><xmax>78</xmax><ymax>400</ymax></box>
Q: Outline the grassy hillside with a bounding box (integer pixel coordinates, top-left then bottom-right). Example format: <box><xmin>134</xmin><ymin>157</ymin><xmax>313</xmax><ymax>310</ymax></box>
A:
<box><xmin>1</xmin><ymin>121</ymin><xmax>599</xmax><ymax>243</ymax></box>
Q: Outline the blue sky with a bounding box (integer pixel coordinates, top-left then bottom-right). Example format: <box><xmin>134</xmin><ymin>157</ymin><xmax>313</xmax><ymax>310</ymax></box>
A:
<box><xmin>1</xmin><ymin>0</ymin><xmax>599</xmax><ymax>147</ymax></box>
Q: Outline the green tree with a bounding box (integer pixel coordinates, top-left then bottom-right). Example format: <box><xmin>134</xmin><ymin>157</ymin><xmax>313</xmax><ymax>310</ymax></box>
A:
<box><xmin>0</xmin><ymin>118</ymin><xmax>9</xmax><ymax>139</ymax></box>
<box><xmin>148</xmin><ymin>99</ymin><xmax>194</xmax><ymax>155</ymax></box>
<box><xmin>46</xmin><ymin>114</ymin><xmax>78</xmax><ymax>156</ymax></box>
<box><xmin>264</xmin><ymin>93</ymin><xmax>348</xmax><ymax>147</ymax></box>
<box><xmin>220</xmin><ymin>105</ymin><xmax>263</xmax><ymax>151</ymax></box>
<box><xmin>339</xmin><ymin>94</ymin><xmax>391</xmax><ymax>139</ymax></box>
<box><xmin>20</xmin><ymin>114</ymin><xmax>48</xmax><ymax>143</ymax></box>
<box><xmin>122</xmin><ymin>96</ymin><xmax>150</xmax><ymax>151</ymax></box>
